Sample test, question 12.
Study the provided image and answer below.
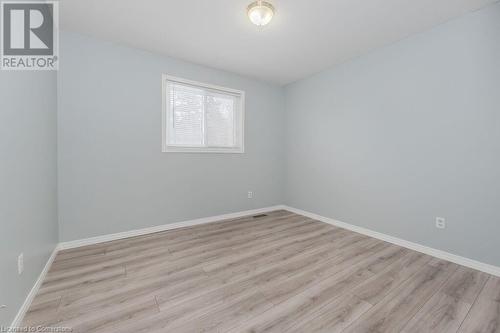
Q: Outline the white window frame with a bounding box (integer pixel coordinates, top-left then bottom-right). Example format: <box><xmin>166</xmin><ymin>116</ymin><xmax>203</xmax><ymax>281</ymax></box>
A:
<box><xmin>162</xmin><ymin>74</ymin><xmax>245</xmax><ymax>153</ymax></box>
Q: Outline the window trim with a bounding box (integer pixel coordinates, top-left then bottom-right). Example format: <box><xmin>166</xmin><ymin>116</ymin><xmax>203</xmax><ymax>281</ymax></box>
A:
<box><xmin>162</xmin><ymin>74</ymin><xmax>245</xmax><ymax>154</ymax></box>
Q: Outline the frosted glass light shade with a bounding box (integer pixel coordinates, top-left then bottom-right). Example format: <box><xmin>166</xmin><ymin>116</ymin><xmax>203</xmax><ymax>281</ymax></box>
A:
<box><xmin>247</xmin><ymin>1</ymin><xmax>274</xmax><ymax>26</ymax></box>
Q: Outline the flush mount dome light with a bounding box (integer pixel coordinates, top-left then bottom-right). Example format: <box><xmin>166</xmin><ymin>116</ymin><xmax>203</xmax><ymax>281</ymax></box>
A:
<box><xmin>247</xmin><ymin>1</ymin><xmax>274</xmax><ymax>26</ymax></box>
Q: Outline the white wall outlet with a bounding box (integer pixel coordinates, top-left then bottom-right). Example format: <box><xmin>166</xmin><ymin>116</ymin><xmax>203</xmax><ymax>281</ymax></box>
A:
<box><xmin>18</xmin><ymin>253</ymin><xmax>24</xmax><ymax>275</ymax></box>
<box><xmin>436</xmin><ymin>217</ymin><xmax>446</xmax><ymax>229</ymax></box>
<box><xmin>247</xmin><ymin>191</ymin><xmax>253</xmax><ymax>199</ymax></box>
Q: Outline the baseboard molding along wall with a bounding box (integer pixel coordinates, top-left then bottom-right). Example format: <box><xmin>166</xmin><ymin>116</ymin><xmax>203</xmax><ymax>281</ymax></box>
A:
<box><xmin>9</xmin><ymin>246</ymin><xmax>58</xmax><ymax>329</ymax></box>
<box><xmin>282</xmin><ymin>205</ymin><xmax>500</xmax><ymax>277</ymax></box>
<box><xmin>58</xmin><ymin>205</ymin><xmax>286</xmax><ymax>250</ymax></box>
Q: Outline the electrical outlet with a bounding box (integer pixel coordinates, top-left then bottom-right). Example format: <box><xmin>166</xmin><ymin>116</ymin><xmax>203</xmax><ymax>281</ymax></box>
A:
<box><xmin>18</xmin><ymin>253</ymin><xmax>24</xmax><ymax>275</ymax></box>
<box><xmin>247</xmin><ymin>191</ymin><xmax>253</xmax><ymax>199</ymax></box>
<box><xmin>436</xmin><ymin>217</ymin><xmax>446</xmax><ymax>229</ymax></box>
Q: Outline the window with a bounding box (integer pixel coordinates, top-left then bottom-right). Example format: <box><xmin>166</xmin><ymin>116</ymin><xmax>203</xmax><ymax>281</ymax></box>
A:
<box><xmin>162</xmin><ymin>75</ymin><xmax>245</xmax><ymax>153</ymax></box>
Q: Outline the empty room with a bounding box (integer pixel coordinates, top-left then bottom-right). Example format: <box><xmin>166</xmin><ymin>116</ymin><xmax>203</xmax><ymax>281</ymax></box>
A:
<box><xmin>1</xmin><ymin>0</ymin><xmax>500</xmax><ymax>332</ymax></box>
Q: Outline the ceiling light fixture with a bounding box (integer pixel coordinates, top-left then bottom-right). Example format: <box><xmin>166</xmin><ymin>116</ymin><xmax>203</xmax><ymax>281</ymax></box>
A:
<box><xmin>247</xmin><ymin>1</ymin><xmax>274</xmax><ymax>26</ymax></box>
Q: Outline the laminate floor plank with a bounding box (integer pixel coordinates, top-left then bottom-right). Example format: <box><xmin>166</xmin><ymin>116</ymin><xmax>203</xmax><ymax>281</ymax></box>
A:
<box><xmin>54</xmin><ymin>214</ymin><xmax>305</xmax><ymax>267</ymax></box>
<box><xmin>352</xmin><ymin>251</ymin><xmax>432</xmax><ymax>305</ymax></box>
<box><xmin>56</xmin><ymin>210</ymin><xmax>293</xmax><ymax>256</ymax></box>
<box><xmin>458</xmin><ymin>275</ymin><xmax>500</xmax><ymax>333</ymax></box>
<box><xmin>22</xmin><ymin>211</ymin><xmax>500</xmax><ymax>333</ymax></box>
<box><xmin>401</xmin><ymin>266</ymin><xmax>489</xmax><ymax>333</ymax></box>
<box><xmin>48</xmin><ymin>215</ymin><xmax>318</xmax><ymax>280</ymax></box>
<box><xmin>54</xmin><ymin>222</ymin><xmax>340</xmax><ymax>321</ymax></box>
<box><xmin>343</xmin><ymin>260</ymin><xmax>459</xmax><ymax>333</ymax></box>
<box><xmin>258</xmin><ymin>241</ymin><xmax>390</xmax><ymax>306</ymax></box>
<box><xmin>288</xmin><ymin>294</ymin><xmax>372</xmax><ymax>333</ymax></box>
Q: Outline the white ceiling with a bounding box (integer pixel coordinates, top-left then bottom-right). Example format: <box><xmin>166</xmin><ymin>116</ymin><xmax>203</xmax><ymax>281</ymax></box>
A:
<box><xmin>60</xmin><ymin>0</ymin><xmax>497</xmax><ymax>85</ymax></box>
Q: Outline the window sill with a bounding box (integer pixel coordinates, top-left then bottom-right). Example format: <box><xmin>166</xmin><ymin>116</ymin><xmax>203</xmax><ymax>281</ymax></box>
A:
<box><xmin>162</xmin><ymin>146</ymin><xmax>244</xmax><ymax>154</ymax></box>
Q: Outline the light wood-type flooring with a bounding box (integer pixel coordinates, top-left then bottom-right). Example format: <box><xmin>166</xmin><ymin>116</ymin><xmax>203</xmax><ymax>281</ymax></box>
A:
<box><xmin>23</xmin><ymin>210</ymin><xmax>500</xmax><ymax>332</ymax></box>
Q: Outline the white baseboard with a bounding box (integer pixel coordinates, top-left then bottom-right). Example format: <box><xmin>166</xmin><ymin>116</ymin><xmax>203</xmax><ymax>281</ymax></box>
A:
<box><xmin>283</xmin><ymin>205</ymin><xmax>500</xmax><ymax>277</ymax></box>
<box><xmin>9</xmin><ymin>246</ymin><xmax>58</xmax><ymax>329</ymax></box>
<box><xmin>58</xmin><ymin>205</ymin><xmax>286</xmax><ymax>250</ymax></box>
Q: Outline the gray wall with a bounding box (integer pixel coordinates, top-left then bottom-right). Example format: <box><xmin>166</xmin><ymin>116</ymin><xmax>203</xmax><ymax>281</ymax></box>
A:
<box><xmin>0</xmin><ymin>71</ymin><xmax>58</xmax><ymax>326</ymax></box>
<box><xmin>58</xmin><ymin>32</ymin><xmax>286</xmax><ymax>242</ymax></box>
<box><xmin>285</xmin><ymin>3</ymin><xmax>500</xmax><ymax>266</ymax></box>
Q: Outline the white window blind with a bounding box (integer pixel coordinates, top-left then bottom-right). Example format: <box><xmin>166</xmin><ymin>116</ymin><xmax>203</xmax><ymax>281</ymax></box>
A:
<box><xmin>163</xmin><ymin>75</ymin><xmax>244</xmax><ymax>153</ymax></box>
